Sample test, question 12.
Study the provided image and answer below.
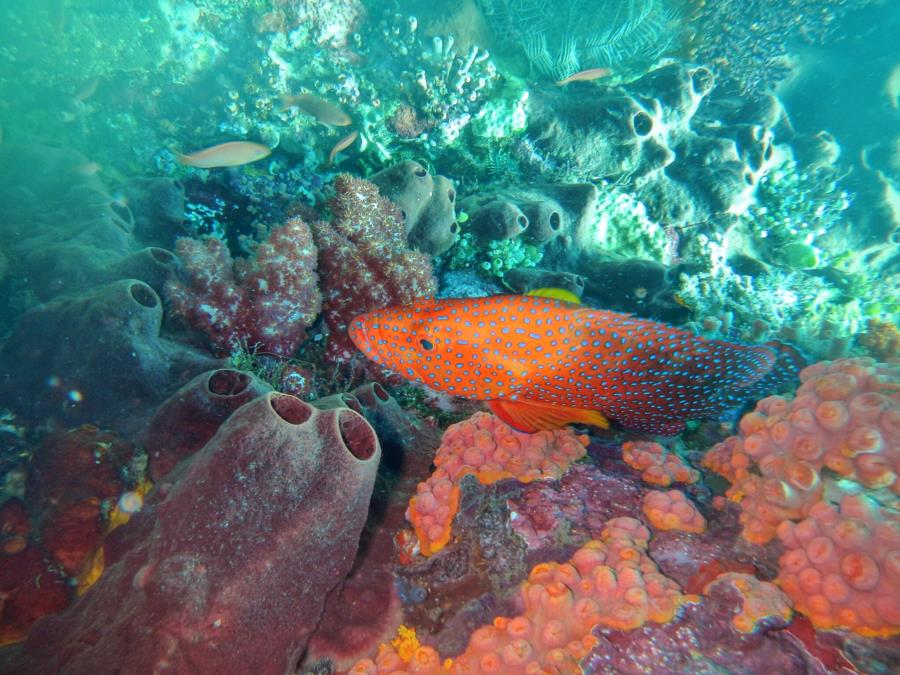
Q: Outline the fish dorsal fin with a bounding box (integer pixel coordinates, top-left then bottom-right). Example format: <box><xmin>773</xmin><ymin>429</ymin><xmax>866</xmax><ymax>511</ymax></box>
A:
<box><xmin>487</xmin><ymin>399</ymin><xmax>609</xmax><ymax>433</ymax></box>
<box><xmin>526</xmin><ymin>287</ymin><xmax>581</xmax><ymax>305</ymax></box>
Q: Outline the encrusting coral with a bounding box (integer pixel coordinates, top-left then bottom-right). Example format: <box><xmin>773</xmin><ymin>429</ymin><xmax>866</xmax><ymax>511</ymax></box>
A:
<box><xmin>703</xmin><ymin>356</ymin><xmax>900</xmax><ymax>635</ymax></box>
<box><xmin>777</xmin><ymin>494</ymin><xmax>899</xmax><ymax>637</ymax></box>
<box><xmin>622</xmin><ymin>440</ymin><xmax>699</xmax><ymax>487</ymax></box>
<box><xmin>703</xmin><ymin>357</ymin><xmax>899</xmax><ymax>545</ymax></box>
<box><xmin>350</xmin><ymin>517</ymin><xmax>698</xmax><ymax>674</ymax></box>
<box><xmin>642</xmin><ymin>489</ymin><xmax>707</xmax><ymax>534</ymax></box>
<box><xmin>406</xmin><ymin>412</ymin><xmax>587</xmax><ymax>557</ymax></box>
<box><xmin>703</xmin><ymin>573</ymin><xmax>793</xmax><ymax>634</ymax></box>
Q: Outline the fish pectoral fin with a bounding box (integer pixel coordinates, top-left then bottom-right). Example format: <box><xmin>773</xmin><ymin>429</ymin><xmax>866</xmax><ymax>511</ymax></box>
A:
<box><xmin>486</xmin><ymin>399</ymin><xmax>609</xmax><ymax>433</ymax></box>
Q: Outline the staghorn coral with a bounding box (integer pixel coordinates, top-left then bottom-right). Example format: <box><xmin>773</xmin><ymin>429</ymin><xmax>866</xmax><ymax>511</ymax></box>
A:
<box><xmin>312</xmin><ymin>174</ymin><xmax>437</xmax><ymax>367</ymax></box>
<box><xmin>406</xmin><ymin>412</ymin><xmax>587</xmax><ymax>557</ymax></box>
<box><xmin>703</xmin><ymin>357</ymin><xmax>899</xmax><ymax>546</ymax></box>
<box><xmin>622</xmin><ymin>440</ymin><xmax>699</xmax><ymax>487</ymax></box>
<box><xmin>776</xmin><ymin>493</ymin><xmax>899</xmax><ymax>636</ymax></box>
<box><xmin>166</xmin><ymin>217</ymin><xmax>322</xmax><ymax>357</ymax></box>
<box><xmin>642</xmin><ymin>489</ymin><xmax>707</xmax><ymax>534</ymax></box>
<box><xmin>351</xmin><ymin>517</ymin><xmax>698</xmax><ymax>674</ymax></box>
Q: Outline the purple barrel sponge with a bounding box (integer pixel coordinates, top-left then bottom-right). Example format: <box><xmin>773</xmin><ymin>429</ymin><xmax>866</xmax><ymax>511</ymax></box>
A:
<box><xmin>0</xmin><ymin>393</ymin><xmax>380</xmax><ymax>675</ymax></box>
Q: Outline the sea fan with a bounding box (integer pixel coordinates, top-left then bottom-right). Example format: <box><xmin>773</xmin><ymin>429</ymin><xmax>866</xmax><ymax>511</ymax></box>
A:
<box><xmin>477</xmin><ymin>0</ymin><xmax>681</xmax><ymax>81</ymax></box>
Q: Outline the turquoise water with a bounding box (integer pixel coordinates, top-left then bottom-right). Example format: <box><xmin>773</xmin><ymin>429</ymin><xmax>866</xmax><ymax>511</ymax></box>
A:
<box><xmin>0</xmin><ymin>1</ymin><xmax>898</xmax><ymax>672</ymax></box>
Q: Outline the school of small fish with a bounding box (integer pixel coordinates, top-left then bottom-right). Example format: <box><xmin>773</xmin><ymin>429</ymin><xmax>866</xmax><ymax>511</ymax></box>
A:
<box><xmin>350</xmin><ymin>292</ymin><xmax>804</xmax><ymax>435</ymax></box>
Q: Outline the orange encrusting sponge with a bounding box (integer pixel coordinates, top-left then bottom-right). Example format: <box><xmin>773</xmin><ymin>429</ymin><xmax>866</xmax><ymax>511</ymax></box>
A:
<box><xmin>406</xmin><ymin>412</ymin><xmax>588</xmax><ymax>556</ymax></box>
<box><xmin>642</xmin><ymin>489</ymin><xmax>707</xmax><ymax>533</ymax></box>
<box><xmin>622</xmin><ymin>441</ymin><xmax>699</xmax><ymax>486</ymax></box>
<box><xmin>350</xmin><ymin>517</ymin><xmax>699</xmax><ymax>674</ymax></box>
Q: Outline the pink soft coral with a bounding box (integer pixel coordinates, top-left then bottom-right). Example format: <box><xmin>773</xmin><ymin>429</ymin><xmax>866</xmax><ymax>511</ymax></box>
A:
<box><xmin>165</xmin><ymin>217</ymin><xmax>321</xmax><ymax>356</ymax></box>
<box><xmin>312</xmin><ymin>174</ymin><xmax>436</xmax><ymax>367</ymax></box>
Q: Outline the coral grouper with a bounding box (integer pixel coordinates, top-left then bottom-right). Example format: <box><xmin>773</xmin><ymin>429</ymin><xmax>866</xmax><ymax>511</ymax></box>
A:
<box><xmin>350</xmin><ymin>290</ymin><xmax>804</xmax><ymax>435</ymax></box>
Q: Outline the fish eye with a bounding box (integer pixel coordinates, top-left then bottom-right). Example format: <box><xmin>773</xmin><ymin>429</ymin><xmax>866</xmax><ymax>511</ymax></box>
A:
<box><xmin>419</xmin><ymin>338</ymin><xmax>434</xmax><ymax>351</ymax></box>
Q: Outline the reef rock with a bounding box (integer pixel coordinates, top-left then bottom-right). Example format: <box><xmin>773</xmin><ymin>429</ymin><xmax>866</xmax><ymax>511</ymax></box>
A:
<box><xmin>522</xmin><ymin>63</ymin><xmax>780</xmax><ymax>225</ymax></box>
<box><xmin>0</xmin><ymin>393</ymin><xmax>381</xmax><ymax>675</ymax></box>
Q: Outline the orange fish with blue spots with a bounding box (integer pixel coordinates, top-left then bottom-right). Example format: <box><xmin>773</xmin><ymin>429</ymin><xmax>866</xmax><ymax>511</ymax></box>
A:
<box><xmin>349</xmin><ymin>291</ymin><xmax>804</xmax><ymax>435</ymax></box>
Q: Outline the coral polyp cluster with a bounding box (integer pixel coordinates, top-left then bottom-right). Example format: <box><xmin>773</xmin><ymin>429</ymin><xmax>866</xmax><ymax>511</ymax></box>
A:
<box><xmin>406</xmin><ymin>412</ymin><xmax>587</xmax><ymax>556</ymax></box>
<box><xmin>776</xmin><ymin>494</ymin><xmax>899</xmax><ymax>637</ymax></box>
<box><xmin>353</xmin><ymin>518</ymin><xmax>697</xmax><ymax>674</ymax></box>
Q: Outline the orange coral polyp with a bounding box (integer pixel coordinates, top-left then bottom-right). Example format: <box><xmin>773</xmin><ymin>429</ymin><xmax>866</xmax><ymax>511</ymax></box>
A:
<box><xmin>406</xmin><ymin>412</ymin><xmax>587</xmax><ymax>557</ymax></box>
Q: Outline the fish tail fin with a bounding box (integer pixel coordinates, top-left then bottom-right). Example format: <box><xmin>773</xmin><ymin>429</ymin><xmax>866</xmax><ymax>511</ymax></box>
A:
<box><xmin>759</xmin><ymin>339</ymin><xmax>807</xmax><ymax>392</ymax></box>
<box><xmin>172</xmin><ymin>150</ymin><xmax>194</xmax><ymax>167</ymax></box>
<box><xmin>718</xmin><ymin>339</ymin><xmax>806</xmax><ymax>408</ymax></box>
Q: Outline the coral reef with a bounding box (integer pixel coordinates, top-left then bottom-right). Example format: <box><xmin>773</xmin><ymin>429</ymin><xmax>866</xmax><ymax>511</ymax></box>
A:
<box><xmin>165</xmin><ymin>216</ymin><xmax>322</xmax><ymax>357</ymax></box>
<box><xmin>370</xmin><ymin>160</ymin><xmax>459</xmax><ymax>256</ymax></box>
<box><xmin>520</xmin><ymin>63</ymin><xmax>762</xmax><ymax>226</ymax></box>
<box><xmin>622</xmin><ymin>441</ymin><xmax>700</xmax><ymax>487</ymax></box>
<box><xmin>0</xmin><ymin>394</ymin><xmax>381</xmax><ymax>674</ymax></box>
<box><xmin>312</xmin><ymin>174</ymin><xmax>437</xmax><ymax>367</ymax></box>
<box><xmin>352</xmin><ymin>517</ymin><xmax>698</xmax><ymax>673</ymax></box>
<box><xmin>406</xmin><ymin>412</ymin><xmax>588</xmax><ymax>556</ymax></box>
<box><xmin>0</xmin><ymin>143</ymin><xmax>178</xmax><ymax>311</ymax></box>
<box><xmin>777</xmin><ymin>493</ymin><xmax>899</xmax><ymax>637</ymax></box>
<box><xmin>703</xmin><ymin>357</ymin><xmax>899</xmax><ymax>635</ymax></box>
<box><xmin>0</xmin><ymin>280</ymin><xmax>221</xmax><ymax>434</ymax></box>
<box><xmin>704</xmin><ymin>357</ymin><xmax>899</xmax><ymax>545</ymax></box>
<box><xmin>642</xmin><ymin>489</ymin><xmax>708</xmax><ymax>534</ymax></box>
<box><xmin>859</xmin><ymin>318</ymin><xmax>900</xmax><ymax>361</ymax></box>
<box><xmin>454</xmin><ymin>183</ymin><xmax>598</xmax><ymax>276</ymax></box>
<box><xmin>689</xmin><ymin>0</ymin><xmax>876</xmax><ymax>94</ymax></box>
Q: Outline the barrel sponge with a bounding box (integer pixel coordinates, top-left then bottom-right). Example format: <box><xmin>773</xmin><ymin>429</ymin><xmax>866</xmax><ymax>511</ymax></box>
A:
<box><xmin>776</xmin><ymin>494</ymin><xmax>900</xmax><ymax>636</ymax></box>
<box><xmin>703</xmin><ymin>357</ymin><xmax>899</xmax><ymax>545</ymax></box>
<box><xmin>704</xmin><ymin>573</ymin><xmax>793</xmax><ymax>634</ymax></box>
<box><xmin>622</xmin><ymin>441</ymin><xmax>699</xmax><ymax>487</ymax></box>
<box><xmin>406</xmin><ymin>412</ymin><xmax>588</xmax><ymax>556</ymax></box>
<box><xmin>642</xmin><ymin>489</ymin><xmax>707</xmax><ymax>533</ymax></box>
<box><xmin>350</xmin><ymin>517</ymin><xmax>697</xmax><ymax>674</ymax></box>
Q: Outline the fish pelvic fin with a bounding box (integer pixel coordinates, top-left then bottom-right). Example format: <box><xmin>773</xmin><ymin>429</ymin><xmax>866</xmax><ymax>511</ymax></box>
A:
<box><xmin>487</xmin><ymin>398</ymin><xmax>609</xmax><ymax>433</ymax></box>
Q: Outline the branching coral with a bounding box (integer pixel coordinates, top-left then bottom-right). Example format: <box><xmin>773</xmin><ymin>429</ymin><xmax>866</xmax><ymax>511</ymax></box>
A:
<box><xmin>166</xmin><ymin>217</ymin><xmax>322</xmax><ymax>357</ymax></box>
